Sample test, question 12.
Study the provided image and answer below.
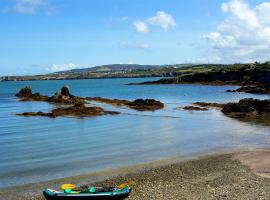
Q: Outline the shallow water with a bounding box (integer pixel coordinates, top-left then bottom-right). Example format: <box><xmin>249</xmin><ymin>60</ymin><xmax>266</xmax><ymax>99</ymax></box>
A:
<box><xmin>0</xmin><ymin>78</ymin><xmax>270</xmax><ymax>188</ymax></box>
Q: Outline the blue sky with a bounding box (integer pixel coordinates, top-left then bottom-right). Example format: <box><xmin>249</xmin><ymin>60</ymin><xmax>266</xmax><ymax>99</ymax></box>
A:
<box><xmin>0</xmin><ymin>0</ymin><xmax>269</xmax><ymax>75</ymax></box>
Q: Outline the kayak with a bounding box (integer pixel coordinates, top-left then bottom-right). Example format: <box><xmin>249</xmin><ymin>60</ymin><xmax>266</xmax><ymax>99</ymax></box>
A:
<box><xmin>43</xmin><ymin>185</ymin><xmax>132</xmax><ymax>200</ymax></box>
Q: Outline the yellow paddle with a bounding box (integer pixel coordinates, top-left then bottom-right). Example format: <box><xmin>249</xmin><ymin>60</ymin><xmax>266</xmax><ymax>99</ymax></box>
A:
<box><xmin>117</xmin><ymin>181</ymin><xmax>133</xmax><ymax>189</ymax></box>
<box><xmin>61</xmin><ymin>184</ymin><xmax>76</xmax><ymax>190</ymax></box>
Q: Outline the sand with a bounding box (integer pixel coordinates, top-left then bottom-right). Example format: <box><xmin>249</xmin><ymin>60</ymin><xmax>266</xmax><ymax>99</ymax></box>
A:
<box><xmin>1</xmin><ymin>150</ymin><xmax>270</xmax><ymax>200</ymax></box>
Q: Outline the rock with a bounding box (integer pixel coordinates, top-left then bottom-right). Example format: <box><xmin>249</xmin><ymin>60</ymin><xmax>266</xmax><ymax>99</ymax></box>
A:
<box><xmin>182</xmin><ymin>106</ymin><xmax>208</xmax><ymax>111</ymax></box>
<box><xmin>222</xmin><ymin>98</ymin><xmax>270</xmax><ymax>120</ymax></box>
<box><xmin>15</xmin><ymin>86</ymin><xmax>85</xmax><ymax>105</ymax></box>
<box><xmin>86</xmin><ymin>97</ymin><xmax>165</xmax><ymax>111</ymax></box>
<box><xmin>15</xmin><ymin>86</ymin><xmax>32</xmax><ymax>97</ymax></box>
<box><xmin>17</xmin><ymin>103</ymin><xmax>119</xmax><ymax>118</ymax></box>
<box><xmin>61</xmin><ymin>85</ymin><xmax>73</xmax><ymax>97</ymax></box>
<box><xmin>193</xmin><ymin>102</ymin><xmax>225</xmax><ymax>109</ymax></box>
<box><xmin>128</xmin><ymin>99</ymin><xmax>164</xmax><ymax>111</ymax></box>
<box><xmin>48</xmin><ymin>94</ymin><xmax>85</xmax><ymax>105</ymax></box>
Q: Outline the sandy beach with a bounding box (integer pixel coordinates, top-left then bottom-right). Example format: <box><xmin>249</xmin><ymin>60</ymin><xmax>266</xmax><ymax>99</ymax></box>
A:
<box><xmin>1</xmin><ymin>149</ymin><xmax>270</xmax><ymax>200</ymax></box>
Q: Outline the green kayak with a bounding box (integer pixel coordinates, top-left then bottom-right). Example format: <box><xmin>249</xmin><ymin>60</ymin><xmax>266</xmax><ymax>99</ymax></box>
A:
<box><xmin>43</xmin><ymin>185</ymin><xmax>131</xmax><ymax>200</ymax></box>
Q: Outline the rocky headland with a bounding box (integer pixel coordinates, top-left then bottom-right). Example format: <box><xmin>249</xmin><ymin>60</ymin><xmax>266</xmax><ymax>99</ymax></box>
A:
<box><xmin>130</xmin><ymin>63</ymin><xmax>270</xmax><ymax>86</ymax></box>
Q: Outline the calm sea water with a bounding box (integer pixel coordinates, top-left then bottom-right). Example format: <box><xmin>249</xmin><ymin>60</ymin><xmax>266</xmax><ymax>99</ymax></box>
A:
<box><xmin>0</xmin><ymin>78</ymin><xmax>270</xmax><ymax>188</ymax></box>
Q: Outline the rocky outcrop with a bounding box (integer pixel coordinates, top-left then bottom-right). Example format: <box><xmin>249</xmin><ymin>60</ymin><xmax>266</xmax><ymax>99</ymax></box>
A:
<box><xmin>15</xmin><ymin>86</ymin><xmax>33</xmax><ymax>97</ymax></box>
<box><xmin>127</xmin><ymin>99</ymin><xmax>164</xmax><ymax>111</ymax></box>
<box><xmin>222</xmin><ymin>98</ymin><xmax>270</xmax><ymax>120</ymax></box>
<box><xmin>182</xmin><ymin>106</ymin><xmax>208</xmax><ymax>111</ymax></box>
<box><xmin>86</xmin><ymin>97</ymin><xmax>164</xmax><ymax>111</ymax></box>
<box><xmin>226</xmin><ymin>85</ymin><xmax>270</xmax><ymax>94</ymax></box>
<box><xmin>16</xmin><ymin>86</ymin><xmax>85</xmax><ymax>104</ymax></box>
<box><xmin>15</xmin><ymin>86</ymin><xmax>50</xmax><ymax>101</ymax></box>
<box><xmin>15</xmin><ymin>86</ymin><xmax>164</xmax><ymax>119</ymax></box>
<box><xmin>17</xmin><ymin>103</ymin><xmax>119</xmax><ymax>118</ymax></box>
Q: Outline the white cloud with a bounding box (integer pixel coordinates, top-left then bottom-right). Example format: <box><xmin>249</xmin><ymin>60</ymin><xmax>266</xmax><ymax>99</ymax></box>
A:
<box><xmin>50</xmin><ymin>63</ymin><xmax>80</xmax><ymax>72</ymax></box>
<box><xmin>134</xmin><ymin>20</ymin><xmax>150</xmax><ymax>33</ymax></box>
<box><xmin>133</xmin><ymin>11</ymin><xmax>176</xmax><ymax>33</ymax></box>
<box><xmin>204</xmin><ymin>0</ymin><xmax>270</xmax><ymax>63</ymax></box>
<box><xmin>147</xmin><ymin>11</ymin><xmax>176</xmax><ymax>31</ymax></box>
<box><xmin>6</xmin><ymin>0</ymin><xmax>53</xmax><ymax>14</ymax></box>
<box><xmin>119</xmin><ymin>42</ymin><xmax>150</xmax><ymax>50</ymax></box>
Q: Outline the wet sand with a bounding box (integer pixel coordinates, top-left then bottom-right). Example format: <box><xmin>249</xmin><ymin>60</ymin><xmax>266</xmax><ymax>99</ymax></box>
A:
<box><xmin>1</xmin><ymin>149</ymin><xmax>270</xmax><ymax>200</ymax></box>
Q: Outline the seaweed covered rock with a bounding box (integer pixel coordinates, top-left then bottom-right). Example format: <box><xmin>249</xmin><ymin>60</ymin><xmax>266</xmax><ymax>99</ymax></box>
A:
<box><xmin>222</xmin><ymin>98</ymin><xmax>270</xmax><ymax>120</ymax></box>
<box><xmin>17</xmin><ymin>103</ymin><xmax>119</xmax><ymax>118</ymax></box>
<box><xmin>15</xmin><ymin>86</ymin><xmax>32</xmax><ymax>97</ymax></box>
<box><xmin>128</xmin><ymin>99</ymin><xmax>164</xmax><ymax>111</ymax></box>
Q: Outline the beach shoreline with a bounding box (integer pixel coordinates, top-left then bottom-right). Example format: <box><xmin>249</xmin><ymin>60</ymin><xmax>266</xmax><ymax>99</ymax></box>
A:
<box><xmin>1</xmin><ymin>148</ymin><xmax>270</xmax><ymax>200</ymax></box>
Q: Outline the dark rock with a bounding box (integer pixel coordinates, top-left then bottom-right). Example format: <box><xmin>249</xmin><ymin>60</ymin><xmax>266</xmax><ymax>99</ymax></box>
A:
<box><xmin>48</xmin><ymin>94</ymin><xmax>85</xmax><ymax>105</ymax></box>
<box><xmin>61</xmin><ymin>85</ymin><xmax>73</xmax><ymax>97</ymax></box>
<box><xmin>86</xmin><ymin>97</ymin><xmax>164</xmax><ymax>111</ymax></box>
<box><xmin>128</xmin><ymin>99</ymin><xmax>164</xmax><ymax>111</ymax></box>
<box><xmin>15</xmin><ymin>86</ymin><xmax>85</xmax><ymax>105</ymax></box>
<box><xmin>17</xmin><ymin>104</ymin><xmax>119</xmax><ymax>118</ymax></box>
<box><xmin>15</xmin><ymin>86</ymin><xmax>32</xmax><ymax>97</ymax></box>
<box><xmin>182</xmin><ymin>106</ymin><xmax>208</xmax><ymax>111</ymax></box>
<box><xmin>222</xmin><ymin>98</ymin><xmax>270</xmax><ymax>120</ymax></box>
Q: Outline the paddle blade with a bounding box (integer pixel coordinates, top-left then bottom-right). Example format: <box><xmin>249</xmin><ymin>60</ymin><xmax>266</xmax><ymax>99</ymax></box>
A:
<box><xmin>61</xmin><ymin>184</ymin><xmax>76</xmax><ymax>190</ymax></box>
<box><xmin>117</xmin><ymin>181</ymin><xmax>132</xmax><ymax>189</ymax></box>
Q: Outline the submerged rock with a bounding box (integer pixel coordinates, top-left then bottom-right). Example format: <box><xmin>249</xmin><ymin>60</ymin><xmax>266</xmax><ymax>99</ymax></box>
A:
<box><xmin>128</xmin><ymin>99</ymin><xmax>164</xmax><ymax>111</ymax></box>
<box><xmin>222</xmin><ymin>98</ymin><xmax>270</xmax><ymax>120</ymax></box>
<box><xmin>86</xmin><ymin>97</ymin><xmax>130</xmax><ymax>106</ymax></box>
<box><xmin>193</xmin><ymin>102</ymin><xmax>225</xmax><ymax>109</ymax></box>
<box><xmin>17</xmin><ymin>103</ymin><xmax>119</xmax><ymax>118</ymax></box>
<box><xmin>182</xmin><ymin>106</ymin><xmax>208</xmax><ymax>111</ymax></box>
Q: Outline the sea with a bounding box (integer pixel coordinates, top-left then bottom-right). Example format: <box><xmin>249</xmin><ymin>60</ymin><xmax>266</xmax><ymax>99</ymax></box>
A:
<box><xmin>0</xmin><ymin>78</ymin><xmax>270</xmax><ymax>188</ymax></box>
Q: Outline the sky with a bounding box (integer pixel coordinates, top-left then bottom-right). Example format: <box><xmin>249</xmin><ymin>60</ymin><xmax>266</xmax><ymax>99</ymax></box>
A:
<box><xmin>0</xmin><ymin>0</ymin><xmax>270</xmax><ymax>75</ymax></box>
